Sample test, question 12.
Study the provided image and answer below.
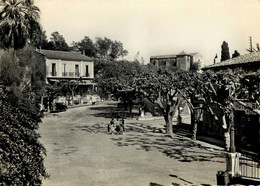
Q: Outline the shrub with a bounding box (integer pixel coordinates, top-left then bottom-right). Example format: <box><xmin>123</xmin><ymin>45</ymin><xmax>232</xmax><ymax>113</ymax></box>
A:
<box><xmin>0</xmin><ymin>87</ymin><xmax>48</xmax><ymax>185</ymax></box>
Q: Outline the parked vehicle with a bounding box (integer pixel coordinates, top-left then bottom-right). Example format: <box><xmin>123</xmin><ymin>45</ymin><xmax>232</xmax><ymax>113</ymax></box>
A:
<box><xmin>55</xmin><ymin>102</ymin><xmax>67</xmax><ymax>112</ymax></box>
<box><xmin>74</xmin><ymin>99</ymin><xmax>80</xmax><ymax>105</ymax></box>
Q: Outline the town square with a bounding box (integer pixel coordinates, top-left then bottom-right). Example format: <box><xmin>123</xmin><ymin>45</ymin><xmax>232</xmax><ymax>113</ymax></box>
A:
<box><xmin>0</xmin><ymin>0</ymin><xmax>260</xmax><ymax>185</ymax></box>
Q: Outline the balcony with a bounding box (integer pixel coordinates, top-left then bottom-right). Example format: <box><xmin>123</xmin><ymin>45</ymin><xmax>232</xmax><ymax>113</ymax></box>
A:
<box><xmin>48</xmin><ymin>72</ymin><xmax>92</xmax><ymax>79</ymax></box>
<box><xmin>62</xmin><ymin>72</ymin><xmax>80</xmax><ymax>77</ymax></box>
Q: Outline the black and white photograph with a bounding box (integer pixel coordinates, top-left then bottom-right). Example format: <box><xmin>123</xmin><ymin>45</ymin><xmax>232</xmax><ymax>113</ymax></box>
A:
<box><xmin>0</xmin><ymin>0</ymin><xmax>260</xmax><ymax>185</ymax></box>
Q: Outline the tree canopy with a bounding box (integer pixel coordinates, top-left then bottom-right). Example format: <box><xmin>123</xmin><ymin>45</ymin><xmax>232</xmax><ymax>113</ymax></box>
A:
<box><xmin>72</xmin><ymin>36</ymin><xmax>96</xmax><ymax>57</ymax></box>
<box><xmin>48</xmin><ymin>31</ymin><xmax>70</xmax><ymax>51</ymax></box>
<box><xmin>221</xmin><ymin>41</ymin><xmax>230</xmax><ymax>61</ymax></box>
<box><xmin>232</xmin><ymin>50</ymin><xmax>240</xmax><ymax>58</ymax></box>
<box><xmin>0</xmin><ymin>0</ymin><xmax>40</xmax><ymax>50</ymax></box>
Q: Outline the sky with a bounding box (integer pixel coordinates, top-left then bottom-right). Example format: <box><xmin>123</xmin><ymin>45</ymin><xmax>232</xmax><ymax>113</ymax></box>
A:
<box><xmin>36</xmin><ymin>0</ymin><xmax>260</xmax><ymax>66</ymax></box>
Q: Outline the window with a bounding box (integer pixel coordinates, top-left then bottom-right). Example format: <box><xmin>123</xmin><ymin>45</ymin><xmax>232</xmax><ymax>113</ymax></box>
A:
<box><xmin>51</xmin><ymin>63</ymin><xmax>56</xmax><ymax>76</ymax></box>
<box><xmin>62</xmin><ymin>64</ymin><xmax>66</xmax><ymax>76</ymax></box>
<box><xmin>85</xmin><ymin>65</ymin><xmax>89</xmax><ymax>77</ymax></box>
<box><xmin>75</xmin><ymin>64</ymin><xmax>79</xmax><ymax>76</ymax></box>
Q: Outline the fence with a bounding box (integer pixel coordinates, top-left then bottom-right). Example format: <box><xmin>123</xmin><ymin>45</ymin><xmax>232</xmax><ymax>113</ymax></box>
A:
<box><xmin>239</xmin><ymin>153</ymin><xmax>260</xmax><ymax>179</ymax></box>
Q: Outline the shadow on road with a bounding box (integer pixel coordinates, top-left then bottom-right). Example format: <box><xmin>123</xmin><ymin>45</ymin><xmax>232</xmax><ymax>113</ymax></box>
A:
<box><xmin>73</xmin><ymin>103</ymin><xmax>224</xmax><ymax>186</ymax></box>
<box><xmin>75</xmin><ymin>121</ymin><xmax>225</xmax><ymax>164</ymax></box>
<box><xmin>89</xmin><ymin>105</ymin><xmax>139</xmax><ymax>119</ymax></box>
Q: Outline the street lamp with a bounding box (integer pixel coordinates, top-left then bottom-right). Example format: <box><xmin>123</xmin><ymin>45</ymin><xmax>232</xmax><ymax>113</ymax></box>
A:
<box><xmin>230</xmin><ymin>108</ymin><xmax>236</xmax><ymax>153</ymax></box>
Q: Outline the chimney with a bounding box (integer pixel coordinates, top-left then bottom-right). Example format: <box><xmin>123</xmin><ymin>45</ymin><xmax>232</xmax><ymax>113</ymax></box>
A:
<box><xmin>214</xmin><ymin>54</ymin><xmax>218</xmax><ymax>64</ymax></box>
<box><xmin>82</xmin><ymin>50</ymin><xmax>85</xmax><ymax>56</ymax></box>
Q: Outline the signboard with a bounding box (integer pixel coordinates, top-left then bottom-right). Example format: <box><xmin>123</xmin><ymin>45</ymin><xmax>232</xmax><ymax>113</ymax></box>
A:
<box><xmin>234</xmin><ymin>102</ymin><xmax>259</xmax><ymax>115</ymax></box>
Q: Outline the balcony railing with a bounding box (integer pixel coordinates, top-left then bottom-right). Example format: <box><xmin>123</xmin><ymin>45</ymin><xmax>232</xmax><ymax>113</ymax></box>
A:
<box><xmin>50</xmin><ymin>71</ymin><xmax>57</xmax><ymax>76</ymax></box>
<box><xmin>62</xmin><ymin>72</ymin><xmax>80</xmax><ymax>77</ymax></box>
<box><xmin>48</xmin><ymin>72</ymin><xmax>92</xmax><ymax>78</ymax></box>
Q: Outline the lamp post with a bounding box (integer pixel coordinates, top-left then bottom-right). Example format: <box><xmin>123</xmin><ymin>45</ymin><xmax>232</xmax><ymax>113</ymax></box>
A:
<box><xmin>230</xmin><ymin>109</ymin><xmax>236</xmax><ymax>153</ymax></box>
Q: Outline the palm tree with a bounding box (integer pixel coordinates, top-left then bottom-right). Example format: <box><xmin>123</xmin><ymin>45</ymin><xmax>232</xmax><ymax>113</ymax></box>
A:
<box><xmin>0</xmin><ymin>0</ymin><xmax>40</xmax><ymax>50</ymax></box>
<box><xmin>23</xmin><ymin>0</ymin><xmax>40</xmax><ymax>45</ymax></box>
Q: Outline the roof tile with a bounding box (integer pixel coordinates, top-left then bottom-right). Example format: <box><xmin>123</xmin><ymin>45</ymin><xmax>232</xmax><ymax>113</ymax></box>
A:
<box><xmin>38</xmin><ymin>49</ymin><xmax>93</xmax><ymax>62</ymax></box>
<box><xmin>203</xmin><ymin>52</ymin><xmax>260</xmax><ymax>70</ymax></box>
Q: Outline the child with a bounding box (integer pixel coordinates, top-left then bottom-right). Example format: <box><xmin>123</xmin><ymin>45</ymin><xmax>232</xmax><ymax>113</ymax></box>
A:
<box><xmin>108</xmin><ymin>118</ymin><xmax>116</xmax><ymax>134</ymax></box>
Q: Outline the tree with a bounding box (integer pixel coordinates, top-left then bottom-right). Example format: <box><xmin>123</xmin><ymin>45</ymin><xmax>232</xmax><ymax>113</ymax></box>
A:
<box><xmin>95</xmin><ymin>37</ymin><xmax>113</xmax><ymax>59</ymax></box>
<box><xmin>197</xmin><ymin>69</ymin><xmax>249</xmax><ymax>151</ymax></box>
<box><xmin>72</xmin><ymin>36</ymin><xmax>96</xmax><ymax>57</ymax></box>
<box><xmin>0</xmin><ymin>45</ymin><xmax>46</xmax><ymax>93</ymax></box>
<box><xmin>232</xmin><ymin>50</ymin><xmax>240</xmax><ymax>58</ymax></box>
<box><xmin>221</xmin><ymin>41</ymin><xmax>230</xmax><ymax>61</ymax></box>
<box><xmin>0</xmin><ymin>46</ymin><xmax>48</xmax><ymax>184</ymax></box>
<box><xmin>110</xmin><ymin>40</ymin><xmax>128</xmax><ymax>60</ymax></box>
<box><xmin>95</xmin><ymin>60</ymin><xmax>143</xmax><ymax>114</ymax></box>
<box><xmin>31</xmin><ymin>24</ymin><xmax>49</xmax><ymax>49</ymax></box>
<box><xmin>49</xmin><ymin>31</ymin><xmax>69</xmax><ymax>51</ymax></box>
<box><xmin>0</xmin><ymin>0</ymin><xmax>40</xmax><ymax>50</ymax></box>
<box><xmin>190</xmin><ymin>61</ymin><xmax>201</xmax><ymax>72</ymax></box>
<box><xmin>94</xmin><ymin>37</ymin><xmax>128</xmax><ymax>60</ymax></box>
<box><xmin>136</xmin><ymin>72</ymin><xmax>180</xmax><ymax>137</ymax></box>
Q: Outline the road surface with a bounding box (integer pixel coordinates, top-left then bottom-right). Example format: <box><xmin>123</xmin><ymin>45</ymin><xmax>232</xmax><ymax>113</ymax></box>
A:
<box><xmin>38</xmin><ymin>101</ymin><xmax>226</xmax><ymax>186</ymax></box>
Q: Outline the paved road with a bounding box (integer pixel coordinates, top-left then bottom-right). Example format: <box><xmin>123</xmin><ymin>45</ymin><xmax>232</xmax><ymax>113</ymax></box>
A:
<box><xmin>38</xmin><ymin>102</ymin><xmax>226</xmax><ymax>186</ymax></box>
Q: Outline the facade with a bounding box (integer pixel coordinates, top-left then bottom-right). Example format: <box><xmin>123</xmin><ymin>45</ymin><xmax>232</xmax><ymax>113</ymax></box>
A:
<box><xmin>39</xmin><ymin>49</ymin><xmax>94</xmax><ymax>80</ymax></box>
<box><xmin>37</xmin><ymin>49</ymin><xmax>96</xmax><ymax>106</ymax></box>
<box><xmin>202</xmin><ymin>52</ymin><xmax>260</xmax><ymax>72</ymax></box>
<box><xmin>150</xmin><ymin>51</ymin><xmax>203</xmax><ymax>71</ymax></box>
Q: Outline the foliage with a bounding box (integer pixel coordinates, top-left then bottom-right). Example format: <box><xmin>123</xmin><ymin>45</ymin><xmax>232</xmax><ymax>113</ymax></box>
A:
<box><xmin>72</xmin><ymin>36</ymin><xmax>96</xmax><ymax>58</ymax></box>
<box><xmin>0</xmin><ymin>86</ymin><xmax>48</xmax><ymax>185</ymax></box>
<box><xmin>239</xmin><ymin>72</ymin><xmax>260</xmax><ymax>101</ymax></box>
<box><xmin>0</xmin><ymin>46</ymin><xmax>46</xmax><ymax>94</ymax></box>
<box><xmin>110</xmin><ymin>40</ymin><xmax>128</xmax><ymax>60</ymax></box>
<box><xmin>190</xmin><ymin>61</ymin><xmax>201</xmax><ymax>72</ymax></box>
<box><xmin>232</xmin><ymin>50</ymin><xmax>240</xmax><ymax>58</ymax></box>
<box><xmin>95</xmin><ymin>60</ymin><xmax>143</xmax><ymax>96</ymax></box>
<box><xmin>221</xmin><ymin>41</ymin><xmax>230</xmax><ymax>61</ymax></box>
<box><xmin>31</xmin><ymin>23</ymin><xmax>49</xmax><ymax>49</ymax></box>
<box><xmin>95</xmin><ymin>60</ymin><xmax>144</xmax><ymax>115</ymax></box>
<box><xmin>0</xmin><ymin>46</ymin><xmax>48</xmax><ymax>184</ymax></box>
<box><xmin>94</xmin><ymin>37</ymin><xmax>128</xmax><ymax>60</ymax></box>
<box><xmin>96</xmin><ymin>56</ymin><xmax>259</xmax><ymax>142</ymax></box>
<box><xmin>95</xmin><ymin>37</ymin><xmax>113</xmax><ymax>59</ymax></box>
<box><xmin>0</xmin><ymin>0</ymin><xmax>40</xmax><ymax>50</ymax></box>
<box><xmin>48</xmin><ymin>31</ymin><xmax>70</xmax><ymax>51</ymax></box>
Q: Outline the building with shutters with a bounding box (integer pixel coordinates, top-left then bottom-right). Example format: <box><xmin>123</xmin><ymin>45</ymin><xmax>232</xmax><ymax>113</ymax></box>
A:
<box><xmin>37</xmin><ymin>49</ymin><xmax>96</xmax><ymax>106</ymax></box>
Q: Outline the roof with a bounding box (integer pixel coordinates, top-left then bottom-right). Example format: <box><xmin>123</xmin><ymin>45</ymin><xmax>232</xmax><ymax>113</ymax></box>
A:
<box><xmin>150</xmin><ymin>54</ymin><xmax>177</xmax><ymax>59</ymax></box>
<box><xmin>150</xmin><ymin>52</ymin><xmax>199</xmax><ymax>59</ymax></box>
<box><xmin>203</xmin><ymin>52</ymin><xmax>260</xmax><ymax>70</ymax></box>
<box><xmin>177</xmin><ymin>51</ymin><xmax>189</xmax><ymax>56</ymax></box>
<box><xmin>38</xmin><ymin>49</ymin><xmax>93</xmax><ymax>62</ymax></box>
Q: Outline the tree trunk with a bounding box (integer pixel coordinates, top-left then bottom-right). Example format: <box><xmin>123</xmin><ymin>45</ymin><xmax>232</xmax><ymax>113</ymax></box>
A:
<box><xmin>165</xmin><ymin>114</ymin><xmax>173</xmax><ymax>138</ymax></box>
<box><xmin>129</xmin><ymin>104</ymin><xmax>133</xmax><ymax>117</ymax></box>
<box><xmin>47</xmin><ymin>96</ymin><xmax>50</xmax><ymax>113</ymax></box>
<box><xmin>71</xmin><ymin>90</ymin><xmax>75</xmax><ymax>106</ymax></box>
<box><xmin>192</xmin><ymin>120</ymin><xmax>198</xmax><ymax>140</ymax></box>
<box><xmin>191</xmin><ymin>110</ymin><xmax>198</xmax><ymax>140</ymax></box>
